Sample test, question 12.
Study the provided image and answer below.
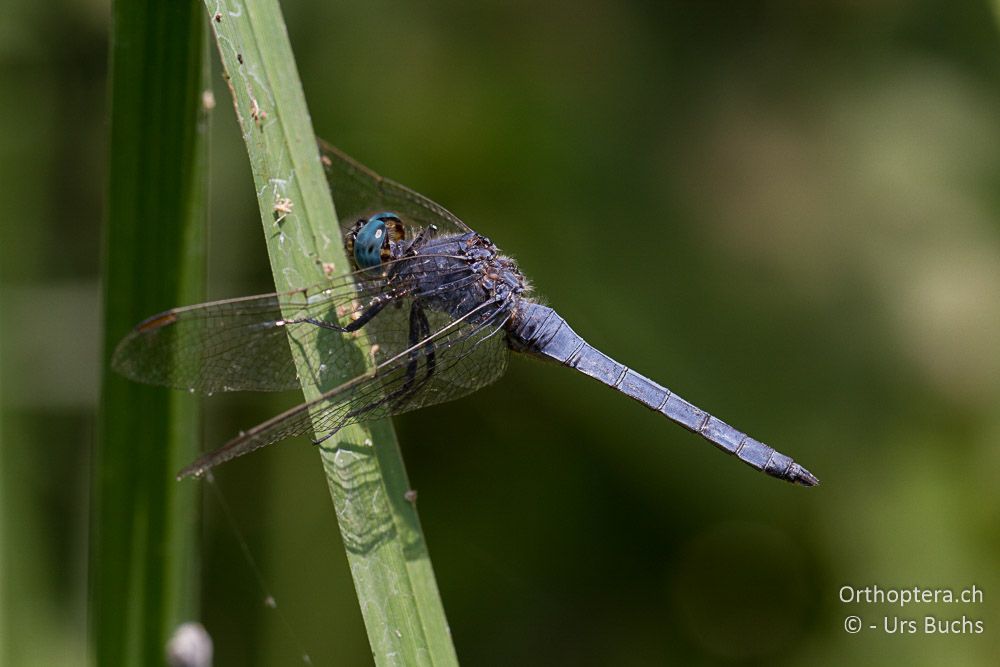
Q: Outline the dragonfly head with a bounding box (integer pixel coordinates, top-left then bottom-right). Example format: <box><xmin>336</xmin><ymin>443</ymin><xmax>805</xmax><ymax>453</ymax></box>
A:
<box><xmin>346</xmin><ymin>212</ymin><xmax>406</xmax><ymax>269</ymax></box>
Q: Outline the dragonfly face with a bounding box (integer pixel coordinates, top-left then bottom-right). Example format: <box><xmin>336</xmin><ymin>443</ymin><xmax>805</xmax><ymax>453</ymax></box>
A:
<box><xmin>345</xmin><ymin>212</ymin><xmax>405</xmax><ymax>270</ymax></box>
<box><xmin>111</xmin><ymin>140</ymin><xmax>819</xmax><ymax>486</ymax></box>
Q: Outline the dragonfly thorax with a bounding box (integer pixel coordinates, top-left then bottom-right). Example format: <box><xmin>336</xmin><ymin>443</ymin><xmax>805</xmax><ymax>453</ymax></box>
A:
<box><xmin>392</xmin><ymin>231</ymin><xmax>529</xmax><ymax>322</ymax></box>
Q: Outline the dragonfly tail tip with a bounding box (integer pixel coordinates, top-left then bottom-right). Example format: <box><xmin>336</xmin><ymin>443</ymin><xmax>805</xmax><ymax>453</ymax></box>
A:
<box><xmin>792</xmin><ymin>465</ymin><xmax>820</xmax><ymax>487</ymax></box>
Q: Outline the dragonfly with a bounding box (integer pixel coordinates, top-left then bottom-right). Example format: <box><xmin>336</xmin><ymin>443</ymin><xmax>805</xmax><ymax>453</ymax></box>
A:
<box><xmin>112</xmin><ymin>140</ymin><xmax>819</xmax><ymax>486</ymax></box>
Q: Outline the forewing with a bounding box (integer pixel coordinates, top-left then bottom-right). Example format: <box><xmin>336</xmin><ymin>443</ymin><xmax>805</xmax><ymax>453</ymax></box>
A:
<box><xmin>318</xmin><ymin>139</ymin><xmax>473</xmax><ymax>237</ymax></box>
<box><xmin>112</xmin><ymin>269</ymin><xmax>390</xmax><ymax>393</ymax></box>
<box><xmin>112</xmin><ymin>253</ymin><xmax>490</xmax><ymax>394</ymax></box>
<box><xmin>177</xmin><ymin>298</ymin><xmax>513</xmax><ymax>478</ymax></box>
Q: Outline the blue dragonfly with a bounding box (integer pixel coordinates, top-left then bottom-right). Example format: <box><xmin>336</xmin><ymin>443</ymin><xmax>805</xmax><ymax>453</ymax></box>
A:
<box><xmin>113</xmin><ymin>141</ymin><xmax>819</xmax><ymax>486</ymax></box>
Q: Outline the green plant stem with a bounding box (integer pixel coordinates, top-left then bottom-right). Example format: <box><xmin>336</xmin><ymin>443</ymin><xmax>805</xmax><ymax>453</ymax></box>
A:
<box><xmin>203</xmin><ymin>3</ymin><xmax>457</xmax><ymax>664</ymax></box>
<box><xmin>92</xmin><ymin>1</ymin><xmax>207</xmax><ymax>665</ymax></box>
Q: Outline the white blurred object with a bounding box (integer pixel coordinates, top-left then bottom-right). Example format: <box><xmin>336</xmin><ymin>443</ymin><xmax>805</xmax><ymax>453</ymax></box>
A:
<box><xmin>166</xmin><ymin>622</ymin><xmax>213</xmax><ymax>667</ymax></box>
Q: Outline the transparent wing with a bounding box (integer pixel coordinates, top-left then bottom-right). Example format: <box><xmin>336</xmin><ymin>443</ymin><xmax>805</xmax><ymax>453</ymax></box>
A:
<box><xmin>318</xmin><ymin>139</ymin><xmax>473</xmax><ymax>238</ymax></box>
<box><xmin>177</xmin><ymin>298</ymin><xmax>513</xmax><ymax>478</ymax></box>
<box><xmin>111</xmin><ymin>252</ymin><xmax>482</xmax><ymax>393</ymax></box>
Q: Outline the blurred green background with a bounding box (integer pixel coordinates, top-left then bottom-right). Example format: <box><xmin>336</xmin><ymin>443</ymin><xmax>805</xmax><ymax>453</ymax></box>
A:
<box><xmin>2</xmin><ymin>0</ymin><xmax>998</xmax><ymax>665</ymax></box>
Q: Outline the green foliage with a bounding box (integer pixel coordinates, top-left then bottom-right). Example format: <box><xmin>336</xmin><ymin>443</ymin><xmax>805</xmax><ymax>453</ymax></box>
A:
<box><xmin>93</xmin><ymin>0</ymin><xmax>207</xmax><ymax>664</ymax></box>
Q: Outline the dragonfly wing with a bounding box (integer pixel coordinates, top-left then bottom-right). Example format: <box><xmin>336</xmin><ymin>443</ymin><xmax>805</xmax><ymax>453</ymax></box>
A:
<box><xmin>177</xmin><ymin>296</ymin><xmax>513</xmax><ymax>478</ymax></box>
<box><xmin>318</xmin><ymin>139</ymin><xmax>473</xmax><ymax>237</ymax></box>
<box><xmin>113</xmin><ymin>292</ymin><xmax>301</xmax><ymax>392</ymax></box>
<box><xmin>112</xmin><ymin>271</ymin><xmax>386</xmax><ymax>393</ymax></box>
<box><xmin>112</xmin><ymin>250</ymin><xmax>493</xmax><ymax>394</ymax></box>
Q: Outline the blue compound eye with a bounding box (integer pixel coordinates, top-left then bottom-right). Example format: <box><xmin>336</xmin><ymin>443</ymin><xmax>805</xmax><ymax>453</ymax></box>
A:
<box><xmin>352</xmin><ymin>212</ymin><xmax>404</xmax><ymax>269</ymax></box>
<box><xmin>353</xmin><ymin>218</ymin><xmax>387</xmax><ymax>269</ymax></box>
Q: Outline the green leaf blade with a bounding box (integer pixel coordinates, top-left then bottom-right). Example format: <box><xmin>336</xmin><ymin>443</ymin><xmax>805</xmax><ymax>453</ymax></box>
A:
<box><xmin>203</xmin><ymin>3</ymin><xmax>458</xmax><ymax>664</ymax></box>
<box><xmin>93</xmin><ymin>1</ymin><xmax>208</xmax><ymax>664</ymax></box>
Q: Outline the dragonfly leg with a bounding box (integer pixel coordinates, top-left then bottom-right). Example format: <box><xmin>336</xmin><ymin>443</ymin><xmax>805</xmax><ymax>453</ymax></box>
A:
<box><xmin>389</xmin><ymin>301</ymin><xmax>436</xmax><ymax>408</ymax></box>
<box><xmin>333</xmin><ymin>302</ymin><xmax>437</xmax><ymax>429</ymax></box>
<box><xmin>290</xmin><ymin>296</ymin><xmax>388</xmax><ymax>333</ymax></box>
<box><xmin>306</xmin><ymin>303</ymin><xmax>439</xmax><ymax>446</ymax></box>
<box><xmin>311</xmin><ymin>431</ymin><xmax>334</xmax><ymax>446</ymax></box>
<box><xmin>381</xmin><ymin>224</ymin><xmax>439</xmax><ymax>282</ymax></box>
<box><xmin>404</xmin><ymin>224</ymin><xmax>437</xmax><ymax>254</ymax></box>
<box><xmin>374</xmin><ymin>302</ymin><xmax>434</xmax><ymax>409</ymax></box>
